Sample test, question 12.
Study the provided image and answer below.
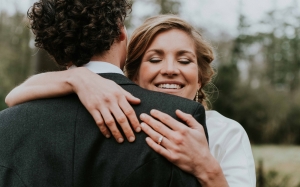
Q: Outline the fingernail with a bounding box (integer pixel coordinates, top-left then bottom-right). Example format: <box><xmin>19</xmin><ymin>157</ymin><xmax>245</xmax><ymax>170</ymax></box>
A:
<box><xmin>136</xmin><ymin>126</ymin><xmax>141</xmax><ymax>132</ymax></box>
<box><xmin>105</xmin><ymin>134</ymin><xmax>110</xmax><ymax>138</ymax></box>
<box><xmin>118</xmin><ymin>138</ymin><xmax>124</xmax><ymax>143</ymax></box>
<box><xmin>140</xmin><ymin>113</ymin><xmax>145</xmax><ymax>119</ymax></box>
<box><xmin>140</xmin><ymin>123</ymin><xmax>144</xmax><ymax>128</ymax></box>
<box><xmin>129</xmin><ymin>136</ymin><xmax>135</xmax><ymax>142</ymax></box>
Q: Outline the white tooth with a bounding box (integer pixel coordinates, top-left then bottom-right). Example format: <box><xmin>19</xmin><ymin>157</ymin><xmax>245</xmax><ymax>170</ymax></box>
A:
<box><xmin>157</xmin><ymin>84</ymin><xmax>181</xmax><ymax>89</ymax></box>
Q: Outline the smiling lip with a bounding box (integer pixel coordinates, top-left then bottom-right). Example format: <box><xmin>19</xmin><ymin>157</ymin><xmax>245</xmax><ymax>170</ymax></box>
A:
<box><xmin>155</xmin><ymin>82</ymin><xmax>184</xmax><ymax>89</ymax></box>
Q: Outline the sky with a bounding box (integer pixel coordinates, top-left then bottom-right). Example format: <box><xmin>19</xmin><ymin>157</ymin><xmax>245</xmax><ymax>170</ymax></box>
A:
<box><xmin>0</xmin><ymin>0</ymin><xmax>297</xmax><ymax>37</ymax></box>
<box><xmin>181</xmin><ymin>0</ymin><xmax>296</xmax><ymax>29</ymax></box>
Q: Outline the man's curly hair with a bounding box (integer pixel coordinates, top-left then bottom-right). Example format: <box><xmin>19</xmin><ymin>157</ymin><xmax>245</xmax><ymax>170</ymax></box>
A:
<box><xmin>28</xmin><ymin>0</ymin><xmax>131</xmax><ymax>67</ymax></box>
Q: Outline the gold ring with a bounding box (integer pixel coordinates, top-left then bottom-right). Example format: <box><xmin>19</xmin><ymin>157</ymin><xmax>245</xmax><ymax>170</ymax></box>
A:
<box><xmin>158</xmin><ymin>135</ymin><xmax>164</xmax><ymax>145</ymax></box>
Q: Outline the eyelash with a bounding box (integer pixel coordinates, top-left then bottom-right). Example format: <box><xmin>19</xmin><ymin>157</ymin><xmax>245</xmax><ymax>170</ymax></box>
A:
<box><xmin>148</xmin><ymin>58</ymin><xmax>193</xmax><ymax>64</ymax></box>
<box><xmin>149</xmin><ymin>58</ymin><xmax>161</xmax><ymax>63</ymax></box>
<box><xmin>178</xmin><ymin>59</ymin><xmax>192</xmax><ymax>64</ymax></box>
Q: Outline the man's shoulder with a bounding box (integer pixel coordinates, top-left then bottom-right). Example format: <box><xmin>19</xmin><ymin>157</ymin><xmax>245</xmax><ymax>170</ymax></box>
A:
<box><xmin>124</xmin><ymin>85</ymin><xmax>204</xmax><ymax>120</ymax></box>
<box><xmin>99</xmin><ymin>73</ymin><xmax>203</xmax><ymax>111</ymax></box>
<box><xmin>0</xmin><ymin>94</ymin><xmax>80</xmax><ymax>120</ymax></box>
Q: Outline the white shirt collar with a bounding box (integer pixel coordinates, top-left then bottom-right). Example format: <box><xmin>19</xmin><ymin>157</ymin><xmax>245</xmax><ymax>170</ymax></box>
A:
<box><xmin>68</xmin><ymin>61</ymin><xmax>124</xmax><ymax>75</ymax></box>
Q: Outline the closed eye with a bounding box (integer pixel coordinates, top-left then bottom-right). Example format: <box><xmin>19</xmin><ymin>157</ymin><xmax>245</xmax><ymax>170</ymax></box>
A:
<box><xmin>149</xmin><ymin>58</ymin><xmax>161</xmax><ymax>63</ymax></box>
<box><xmin>178</xmin><ymin>59</ymin><xmax>192</xmax><ymax>64</ymax></box>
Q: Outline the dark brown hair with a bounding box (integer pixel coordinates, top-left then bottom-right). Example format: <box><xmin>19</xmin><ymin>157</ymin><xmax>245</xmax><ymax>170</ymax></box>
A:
<box><xmin>28</xmin><ymin>0</ymin><xmax>131</xmax><ymax>67</ymax></box>
<box><xmin>125</xmin><ymin>15</ymin><xmax>215</xmax><ymax>108</ymax></box>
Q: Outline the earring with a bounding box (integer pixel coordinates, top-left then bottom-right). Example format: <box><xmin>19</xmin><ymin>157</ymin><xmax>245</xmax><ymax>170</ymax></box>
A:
<box><xmin>195</xmin><ymin>90</ymin><xmax>199</xmax><ymax>102</ymax></box>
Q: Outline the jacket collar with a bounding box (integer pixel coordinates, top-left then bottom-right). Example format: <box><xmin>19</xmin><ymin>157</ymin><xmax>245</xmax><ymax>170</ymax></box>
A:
<box><xmin>98</xmin><ymin>73</ymin><xmax>138</xmax><ymax>86</ymax></box>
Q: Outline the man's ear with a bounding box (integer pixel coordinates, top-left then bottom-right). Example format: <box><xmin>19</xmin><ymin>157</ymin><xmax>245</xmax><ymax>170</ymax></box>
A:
<box><xmin>119</xmin><ymin>26</ymin><xmax>127</xmax><ymax>41</ymax></box>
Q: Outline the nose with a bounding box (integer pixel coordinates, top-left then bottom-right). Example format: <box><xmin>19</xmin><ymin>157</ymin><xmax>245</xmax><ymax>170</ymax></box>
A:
<box><xmin>160</xmin><ymin>59</ymin><xmax>179</xmax><ymax>76</ymax></box>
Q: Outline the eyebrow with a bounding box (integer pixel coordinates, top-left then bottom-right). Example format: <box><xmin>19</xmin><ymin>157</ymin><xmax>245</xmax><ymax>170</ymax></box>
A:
<box><xmin>145</xmin><ymin>49</ymin><xmax>196</xmax><ymax>58</ymax></box>
<box><xmin>177</xmin><ymin>50</ymin><xmax>196</xmax><ymax>58</ymax></box>
<box><xmin>145</xmin><ymin>49</ymin><xmax>164</xmax><ymax>55</ymax></box>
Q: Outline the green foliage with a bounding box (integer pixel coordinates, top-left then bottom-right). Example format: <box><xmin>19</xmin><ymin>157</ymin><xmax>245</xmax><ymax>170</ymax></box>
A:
<box><xmin>212</xmin><ymin>64</ymin><xmax>239</xmax><ymax>116</ymax></box>
<box><xmin>264</xmin><ymin>170</ymin><xmax>291</xmax><ymax>187</ymax></box>
<box><xmin>0</xmin><ymin>12</ymin><xmax>33</xmax><ymax>110</ymax></box>
<box><xmin>212</xmin><ymin>2</ymin><xmax>300</xmax><ymax>144</ymax></box>
<box><xmin>155</xmin><ymin>0</ymin><xmax>180</xmax><ymax>14</ymax></box>
<box><xmin>280</xmin><ymin>97</ymin><xmax>300</xmax><ymax>144</ymax></box>
<box><xmin>257</xmin><ymin>168</ymin><xmax>300</xmax><ymax>187</ymax></box>
<box><xmin>256</xmin><ymin>159</ymin><xmax>300</xmax><ymax>187</ymax></box>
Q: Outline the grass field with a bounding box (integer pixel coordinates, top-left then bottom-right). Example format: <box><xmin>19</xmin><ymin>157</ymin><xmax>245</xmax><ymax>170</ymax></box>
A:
<box><xmin>252</xmin><ymin>145</ymin><xmax>300</xmax><ymax>186</ymax></box>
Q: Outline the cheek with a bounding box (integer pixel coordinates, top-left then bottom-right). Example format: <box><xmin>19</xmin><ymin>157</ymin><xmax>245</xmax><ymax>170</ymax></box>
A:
<box><xmin>139</xmin><ymin>63</ymin><xmax>154</xmax><ymax>78</ymax></box>
<box><xmin>134</xmin><ymin>63</ymin><xmax>150</xmax><ymax>86</ymax></box>
<box><xmin>137</xmin><ymin>63</ymin><xmax>160</xmax><ymax>89</ymax></box>
<box><xmin>187</xmin><ymin>69</ymin><xmax>201</xmax><ymax>95</ymax></box>
<box><xmin>187</xmin><ymin>67</ymin><xmax>200</xmax><ymax>84</ymax></box>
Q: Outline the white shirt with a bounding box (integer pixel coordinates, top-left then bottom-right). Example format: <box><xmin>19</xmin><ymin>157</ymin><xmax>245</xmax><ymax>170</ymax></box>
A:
<box><xmin>206</xmin><ymin>110</ymin><xmax>256</xmax><ymax>187</ymax></box>
<box><xmin>70</xmin><ymin>62</ymin><xmax>256</xmax><ymax>186</ymax></box>
<box><xmin>69</xmin><ymin>61</ymin><xmax>124</xmax><ymax>75</ymax></box>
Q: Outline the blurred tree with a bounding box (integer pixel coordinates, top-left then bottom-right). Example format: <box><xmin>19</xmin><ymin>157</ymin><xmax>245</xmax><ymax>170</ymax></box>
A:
<box><xmin>240</xmin><ymin>4</ymin><xmax>300</xmax><ymax>143</ymax></box>
<box><xmin>34</xmin><ymin>49</ymin><xmax>59</xmax><ymax>73</ymax></box>
<box><xmin>254</xmin><ymin>6</ymin><xmax>300</xmax><ymax>92</ymax></box>
<box><xmin>212</xmin><ymin>0</ymin><xmax>300</xmax><ymax>144</ymax></box>
<box><xmin>155</xmin><ymin>0</ymin><xmax>180</xmax><ymax>14</ymax></box>
<box><xmin>0</xmin><ymin>12</ymin><xmax>32</xmax><ymax>110</ymax></box>
<box><xmin>212</xmin><ymin>1</ymin><xmax>244</xmax><ymax>124</ymax></box>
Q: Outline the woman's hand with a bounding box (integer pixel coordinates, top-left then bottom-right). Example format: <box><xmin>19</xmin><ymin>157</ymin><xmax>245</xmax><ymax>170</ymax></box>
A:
<box><xmin>67</xmin><ymin>68</ymin><xmax>141</xmax><ymax>143</ymax></box>
<box><xmin>140</xmin><ymin>109</ymin><xmax>228</xmax><ymax>187</ymax></box>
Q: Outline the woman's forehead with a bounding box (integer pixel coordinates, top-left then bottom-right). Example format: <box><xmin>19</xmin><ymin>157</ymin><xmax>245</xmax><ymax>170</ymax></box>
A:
<box><xmin>146</xmin><ymin>29</ymin><xmax>196</xmax><ymax>55</ymax></box>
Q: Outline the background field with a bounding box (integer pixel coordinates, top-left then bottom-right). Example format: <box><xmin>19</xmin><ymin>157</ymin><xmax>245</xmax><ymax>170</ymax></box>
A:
<box><xmin>252</xmin><ymin>145</ymin><xmax>300</xmax><ymax>186</ymax></box>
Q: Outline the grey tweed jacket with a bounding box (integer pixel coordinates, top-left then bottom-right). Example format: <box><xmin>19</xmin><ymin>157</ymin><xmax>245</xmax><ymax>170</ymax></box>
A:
<box><xmin>0</xmin><ymin>73</ymin><xmax>207</xmax><ymax>187</ymax></box>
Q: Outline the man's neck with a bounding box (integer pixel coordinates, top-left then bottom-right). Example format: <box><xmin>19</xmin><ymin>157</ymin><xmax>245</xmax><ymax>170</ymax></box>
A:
<box><xmin>67</xmin><ymin>40</ymin><xmax>126</xmax><ymax>70</ymax></box>
<box><xmin>90</xmin><ymin>54</ymin><xmax>120</xmax><ymax>68</ymax></box>
<box><xmin>90</xmin><ymin>43</ymin><xmax>124</xmax><ymax>69</ymax></box>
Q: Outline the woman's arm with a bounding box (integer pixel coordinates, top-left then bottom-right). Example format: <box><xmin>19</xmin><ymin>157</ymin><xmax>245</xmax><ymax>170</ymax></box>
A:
<box><xmin>6</xmin><ymin>70</ymin><xmax>75</xmax><ymax>106</ymax></box>
<box><xmin>140</xmin><ymin>109</ymin><xmax>229</xmax><ymax>187</ymax></box>
<box><xmin>5</xmin><ymin>67</ymin><xmax>141</xmax><ymax>143</ymax></box>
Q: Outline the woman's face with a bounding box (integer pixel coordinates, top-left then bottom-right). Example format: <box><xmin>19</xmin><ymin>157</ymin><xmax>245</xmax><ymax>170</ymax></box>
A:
<box><xmin>135</xmin><ymin>29</ymin><xmax>200</xmax><ymax>100</ymax></box>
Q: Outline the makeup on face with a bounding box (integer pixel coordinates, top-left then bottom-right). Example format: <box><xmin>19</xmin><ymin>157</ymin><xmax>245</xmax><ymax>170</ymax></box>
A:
<box><xmin>135</xmin><ymin>29</ymin><xmax>200</xmax><ymax>100</ymax></box>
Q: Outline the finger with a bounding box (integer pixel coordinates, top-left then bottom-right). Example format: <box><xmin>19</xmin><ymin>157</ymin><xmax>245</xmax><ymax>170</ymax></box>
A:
<box><xmin>90</xmin><ymin>110</ymin><xmax>111</xmax><ymax>138</ymax></box>
<box><xmin>140</xmin><ymin>113</ymin><xmax>171</xmax><ymax>138</ymax></box>
<box><xmin>176</xmin><ymin>110</ymin><xmax>199</xmax><ymax>129</ymax></box>
<box><xmin>145</xmin><ymin>137</ymin><xmax>170</xmax><ymax>159</ymax></box>
<box><xmin>149</xmin><ymin>109</ymin><xmax>182</xmax><ymax>131</ymax></box>
<box><xmin>140</xmin><ymin>122</ymin><xmax>171</xmax><ymax>148</ymax></box>
<box><xmin>122</xmin><ymin>89</ymin><xmax>141</xmax><ymax>105</ymax></box>
<box><xmin>100</xmin><ymin>108</ymin><xmax>124</xmax><ymax>143</ymax></box>
<box><xmin>110</xmin><ymin>104</ymin><xmax>136</xmax><ymax>142</ymax></box>
<box><xmin>119</xmin><ymin>97</ymin><xmax>141</xmax><ymax>133</ymax></box>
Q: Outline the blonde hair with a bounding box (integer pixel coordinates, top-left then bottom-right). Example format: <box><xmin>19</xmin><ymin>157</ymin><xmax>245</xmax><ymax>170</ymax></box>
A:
<box><xmin>125</xmin><ymin>15</ymin><xmax>215</xmax><ymax>108</ymax></box>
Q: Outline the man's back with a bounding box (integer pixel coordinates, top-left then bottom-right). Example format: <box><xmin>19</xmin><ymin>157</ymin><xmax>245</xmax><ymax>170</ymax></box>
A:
<box><xmin>0</xmin><ymin>73</ymin><xmax>206</xmax><ymax>187</ymax></box>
